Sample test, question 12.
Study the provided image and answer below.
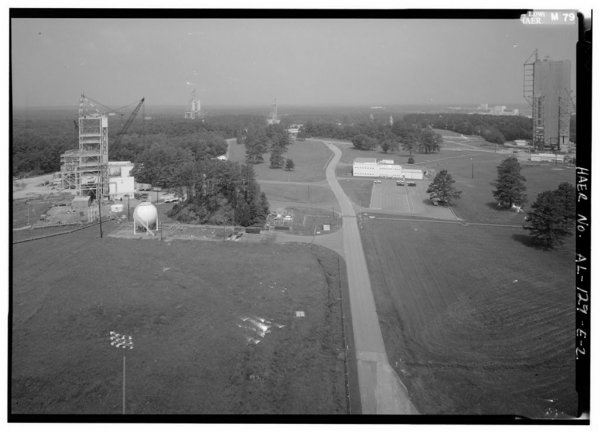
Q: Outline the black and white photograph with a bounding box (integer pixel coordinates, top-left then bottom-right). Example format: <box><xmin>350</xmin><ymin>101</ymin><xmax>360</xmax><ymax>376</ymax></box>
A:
<box><xmin>7</xmin><ymin>3</ymin><xmax>592</xmax><ymax>425</ymax></box>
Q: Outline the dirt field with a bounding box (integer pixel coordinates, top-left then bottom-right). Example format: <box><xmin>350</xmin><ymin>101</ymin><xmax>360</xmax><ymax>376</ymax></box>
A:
<box><xmin>11</xmin><ymin>222</ymin><xmax>351</xmax><ymax>414</ymax></box>
<box><xmin>360</xmin><ymin>216</ymin><xmax>576</xmax><ymax>417</ymax></box>
<box><xmin>12</xmin><ymin>173</ymin><xmax>56</xmax><ymax>200</ymax></box>
<box><xmin>273</xmin><ymin>206</ymin><xmax>341</xmax><ymax>236</ymax></box>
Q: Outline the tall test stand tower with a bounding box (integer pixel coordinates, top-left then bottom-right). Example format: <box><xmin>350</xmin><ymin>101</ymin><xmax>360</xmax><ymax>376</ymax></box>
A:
<box><xmin>523</xmin><ymin>50</ymin><xmax>574</xmax><ymax>152</ymax></box>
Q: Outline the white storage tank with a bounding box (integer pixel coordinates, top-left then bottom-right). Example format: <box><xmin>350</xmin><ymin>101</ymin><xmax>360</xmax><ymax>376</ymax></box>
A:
<box><xmin>133</xmin><ymin>201</ymin><xmax>158</xmax><ymax>234</ymax></box>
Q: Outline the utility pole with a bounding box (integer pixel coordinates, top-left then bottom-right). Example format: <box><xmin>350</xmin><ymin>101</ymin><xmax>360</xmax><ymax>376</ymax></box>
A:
<box><xmin>471</xmin><ymin>157</ymin><xmax>474</xmax><ymax>179</ymax></box>
<box><xmin>122</xmin><ymin>354</ymin><xmax>126</xmax><ymax>414</ymax></box>
<box><xmin>98</xmin><ymin>179</ymin><xmax>103</xmax><ymax>238</ymax></box>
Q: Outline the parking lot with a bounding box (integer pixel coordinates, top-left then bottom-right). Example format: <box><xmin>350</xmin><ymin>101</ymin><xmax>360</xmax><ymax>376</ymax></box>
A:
<box><xmin>368</xmin><ymin>179</ymin><xmax>458</xmax><ymax>220</ymax></box>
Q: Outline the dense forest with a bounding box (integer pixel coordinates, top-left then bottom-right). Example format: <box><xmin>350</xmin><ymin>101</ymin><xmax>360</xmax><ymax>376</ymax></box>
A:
<box><xmin>300</xmin><ymin>119</ymin><xmax>442</xmax><ymax>154</ymax></box>
<box><xmin>10</xmin><ymin>110</ymin><xmax>253</xmax><ymax>177</ymax></box>
<box><xmin>402</xmin><ymin>113</ymin><xmax>533</xmax><ymax>144</ymax></box>
<box><xmin>243</xmin><ymin>123</ymin><xmax>291</xmax><ymax>166</ymax></box>
<box><xmin>12</xmin><ymin>112</ymin><xmax>78</xmax><ymax>176</ymax></box>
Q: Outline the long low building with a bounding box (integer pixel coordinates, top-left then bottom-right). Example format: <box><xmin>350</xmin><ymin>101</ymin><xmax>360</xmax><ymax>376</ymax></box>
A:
<box><xmin>353</xmin><ymin>157</ymin><xmax>424</xmax><ymax>180</ymax></box>
<box><xmin>530</xmin><ymin>153</ymin><xmax>565</xmax><ymax>163</ymax></box>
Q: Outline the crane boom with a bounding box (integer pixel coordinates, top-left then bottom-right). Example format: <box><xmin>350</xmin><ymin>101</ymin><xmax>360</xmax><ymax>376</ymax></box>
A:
<box><xmin>112</xmin><ymin>98</ymin><xmax>145</xmax><ymax>148</ymax></box>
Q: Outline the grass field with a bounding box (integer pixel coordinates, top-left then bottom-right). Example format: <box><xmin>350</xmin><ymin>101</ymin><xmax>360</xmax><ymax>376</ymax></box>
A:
<box><xmin>333</xmin><ymin>132</ymin><xmax>574</xmax><ymax>224</ymax></box>
<box><xmin>337</xmin><ymin>179</ymin><xmax>374</xmax><ymax>209</ymax></box>
<box><xmin>415</xmin><ymin>151</ymin><xmax>575</xmax><ymax>224</ymax></box>
<box><xmin>12</xmin><ymin>223</ymin><xmax>350</xmax><ymax>414</ymax></box>
<box><xmin>360</xmin><ymin>216</ymin><xmax>576</xmax><ymax>417</ymax></box>
<box><xmin>228</xmin><ymin>139</ymin><xmax>333</xmax><ymax>183</ymax></box>
<box><xmin>259</xmin><ymin>182</ymin><xmax>338</xmax><ymax>211</ymax></box>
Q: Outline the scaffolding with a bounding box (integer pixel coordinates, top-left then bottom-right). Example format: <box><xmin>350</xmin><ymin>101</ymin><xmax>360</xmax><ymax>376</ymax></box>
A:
<box><xmin>267</xmin><ymin>98</ymin><xmax>280</xmax><ymax>125</ymax></box>
<box><xmin>184</xmin><ymin>88</ymin><xmax>202</xmax><ymax>119</ymax></box>
<box><xmin>557</xmin><ymin>88</ymin><xmax>575</xmax><ymax>148</ymax></box>
<box><xmin>60</xmin><ymin>94</ymin><xmax>109</xmax><ymax>198</ymax></box>
<box><xmin>523</xmin><ymin>49</ymin><xmax>537</xmax><ymax>106</ymax></box>
<box><xmin>524</xmin><ymin>50</ymin><xmax>541</xmax><ymax>149</ymax></box>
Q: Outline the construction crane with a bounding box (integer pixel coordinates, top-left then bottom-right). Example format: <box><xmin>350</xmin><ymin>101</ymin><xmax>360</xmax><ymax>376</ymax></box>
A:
<box><xmin>112</xmin><ymin>97</ymin><xmax>145</xmax><ymax>149</ymax></box>
<box><xmin>74</xmin><ymin>94</ymin><xmax>144</xmax><ymax>136</ymax></box>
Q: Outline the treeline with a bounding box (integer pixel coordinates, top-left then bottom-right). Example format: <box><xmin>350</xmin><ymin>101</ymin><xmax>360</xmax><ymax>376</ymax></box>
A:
<box><xmin>133</xmin><ymin>145</ymin><xmax>268</xmax><ymax>226</ymax></box>
<box><xmin>301</xmin><ymin>120</ymin><xmax>442</xmax><ymax>154</ymax></box>
<box><xmin>403</xmin><ymin>113</ymin><xmax>532</xmax><ymax>144</ymax></box>
<box><xmin>243</xmin><ymin>123</ymin><xmax>291</xmax><ymax>167</ymax></box>
<box><xmin>112</xmin><ymin>131</ymin><xmax>227</xmax><ymax>163</ymax></box>
<box><xmin>12</xmin><ymin>112</ymin><xmax>232</xmax><ymax>177</ymax></box>
<box><xmin>12</xmin><ymin>116</ymin><xmax>78</xmax><ymax>176</ymax></box>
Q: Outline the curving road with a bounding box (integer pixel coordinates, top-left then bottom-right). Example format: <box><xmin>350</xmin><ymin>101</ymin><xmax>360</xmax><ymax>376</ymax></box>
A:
<box><xmin>322</xmin><ymin>141</ymin><xmax>418</xmax><ymax>414</ymax></box>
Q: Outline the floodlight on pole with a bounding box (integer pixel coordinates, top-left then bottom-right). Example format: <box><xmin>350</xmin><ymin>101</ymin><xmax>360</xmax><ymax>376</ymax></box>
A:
<box><xmin>109</xmin><ymin>331</ymin><xmax>134</xmax><ymax>414</ymax></box>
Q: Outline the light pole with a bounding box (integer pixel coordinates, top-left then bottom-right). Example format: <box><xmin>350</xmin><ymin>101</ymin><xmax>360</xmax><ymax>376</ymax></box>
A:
<box><xmin>471</xmin><ymin>157</ymin><xmax>474</xmax><ymax>179</ymax></box>
<box><xmin>109</xmin><ymin>331</ymin><xmax>134</xmax><ymax>414</ymax></box>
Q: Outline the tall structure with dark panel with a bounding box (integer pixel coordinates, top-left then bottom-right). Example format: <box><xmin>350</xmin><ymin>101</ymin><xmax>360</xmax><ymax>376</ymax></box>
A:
<box><xmin>524</xmin><ymin>50</ymin><xmax>574</xmax><ymax>152</ymax></box>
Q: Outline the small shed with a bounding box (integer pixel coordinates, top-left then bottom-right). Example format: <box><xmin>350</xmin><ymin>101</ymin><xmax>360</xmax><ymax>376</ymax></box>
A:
<box><xmin>323</xmin><ymin>224</ymin><xmax>331</xmax><ymax>232</ymax></box>
<box><xmin>71</xmin><ymin>196</ymin><xmax>91</xmax><ymax>210</ymax></box>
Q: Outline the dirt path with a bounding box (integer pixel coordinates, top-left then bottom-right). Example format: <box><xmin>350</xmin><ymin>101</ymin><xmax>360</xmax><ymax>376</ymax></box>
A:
<box><xmin>12</xmin><ymin>174</ymin><xmax>56</xmax><ymax>199</ymax></box>
<box><xmin>321</xmin><ymin>140</ymin><xmax>418</xmax><ymax>414</ymax></box>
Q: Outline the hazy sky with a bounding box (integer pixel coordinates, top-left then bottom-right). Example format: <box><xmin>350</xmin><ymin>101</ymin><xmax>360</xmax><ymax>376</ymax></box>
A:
<box><xmin>11</xmin><ymin>17</ymin><xmax>578</xmax><ymax>108</ymax></box>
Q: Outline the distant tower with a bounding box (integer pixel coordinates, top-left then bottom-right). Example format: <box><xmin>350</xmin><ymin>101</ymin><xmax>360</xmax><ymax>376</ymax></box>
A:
<box><xmin>369</xmin><ymin>113</ymin><xmax>375</xmax><ymax>122</ymax></box>
<box><xmin>267</xmin><ymin>98</ymin><xmax>280</xmax><ymax>125</ymax></box>
<box><xmin>524</xmin><ymin>50</ymin><xmax>574</xmax><ymax>151</ymax></box>
<box><xmin>185</xmin><ymin>89</ymin><xmax>202</xmax><ymax>119</ymax></box>
<box><xmin>389</xmin><ymin>115</ymin><xmax>394</xmax><ymax>126</ymax></box>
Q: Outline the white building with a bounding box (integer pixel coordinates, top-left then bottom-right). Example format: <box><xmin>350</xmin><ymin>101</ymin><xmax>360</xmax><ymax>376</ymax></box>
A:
<box><xmin>108</xmin><ymin>161</ymin><xmax>135</xmax><ymax>200</ymax></box>
<box><xmin>530</xmin><ymin>153</ymin><xmax>565</xmax><ymax>163</ymax></box>
<box><xmin>353</xmin><ymin>158</ymin><xmax>379</xmax><ymax>177</ymax></box>
<box><xmin>378</xmin><ymin>160</ymin><xmax>403</xmax><ymax>178</ymax></box>
<box><xmin>352</xmin><ymin>158</ymin><xmax>423</xmax><ymax>179</ymax></box>
<box><xmin>287</xmin><ymin>124</ymin><xmax>302</xmax><ymax>140</ymax></box>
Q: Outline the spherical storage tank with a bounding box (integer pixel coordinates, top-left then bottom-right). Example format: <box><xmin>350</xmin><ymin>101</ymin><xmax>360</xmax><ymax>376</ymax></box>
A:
<box><xmin>133</xmin><ymin>201</ymin><xmax>158</xmax><ymax>230</ymax></box>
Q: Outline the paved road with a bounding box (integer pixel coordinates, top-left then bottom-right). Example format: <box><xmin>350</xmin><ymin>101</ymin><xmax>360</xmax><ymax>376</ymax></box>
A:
<box><xmin>321</xmin><ymin>141</ymin><xmax>418</xmax><ymax>414</ymax></box>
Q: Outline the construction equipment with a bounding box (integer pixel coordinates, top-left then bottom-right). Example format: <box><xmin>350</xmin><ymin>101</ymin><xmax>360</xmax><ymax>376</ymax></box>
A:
<box><xmin>112</xmin><ymin>98</ymin><xmax>145</xmax><ymax>149</ymax></box>
<box><xmin>60</xmin><ymin>94</ymin><xmax>144</xmax><ymax>199</ymax></box>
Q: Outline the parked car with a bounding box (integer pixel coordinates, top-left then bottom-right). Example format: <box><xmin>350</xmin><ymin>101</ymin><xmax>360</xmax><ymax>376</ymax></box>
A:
<box><xmin>407</xmin><ymin>181</ymin><xmax>417</xmax><ymax>187</ymax></box>
<box><xmin>373</xmin><ymin>179</ymin><xmax>382</xmax><ymax>184</ymax></box>
<box><xmin>162</xmin><ymin>193</ymin><xmax>179</xmax><ymax>203</ymax></box>
<box><xmin>396</xmin><ymin>180</ymin><xmax>405</xmax><ymax>186</ymax></box>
